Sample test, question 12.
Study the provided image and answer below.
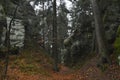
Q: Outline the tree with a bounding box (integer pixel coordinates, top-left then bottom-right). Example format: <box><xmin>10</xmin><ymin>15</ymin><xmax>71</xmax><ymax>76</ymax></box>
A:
<box><xmin>0</xmin><ymin>1</ymin><xmax>7</xmax><ymax>79</ymax></box>
<box><xmin>90</xmin><ymin>0</ymin><xmax>111</xmax><ymax>67</ymax></box>
<box><xmin>57</xmin><ymin>0</ymin><xmax>69</xmax><ymax>54</ymax></box>
<box><xmin>52</xmin><ymin>0</ymin><xmax>59</xmax><ymax>71</ymax></box>
<box><xmin>62</xmin><ymin>0</ymin><xmax>94</xmax><ymax>66</ymax></box>
<box><xmin>0</xmin><ymin>2</ymin><xmax>6</xmax><ymax>46</ymax></box>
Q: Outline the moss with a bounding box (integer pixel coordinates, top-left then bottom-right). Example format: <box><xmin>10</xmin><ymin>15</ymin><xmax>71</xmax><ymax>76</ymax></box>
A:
<box><xmin>114</xmin><ymin>25</ymin><xmax>120</xmax><ymax>63</ymax></box>
<box><xmin>116</xmin><ymin>25</ymin><xmax>120</xmax><ymax>37</ymax></box>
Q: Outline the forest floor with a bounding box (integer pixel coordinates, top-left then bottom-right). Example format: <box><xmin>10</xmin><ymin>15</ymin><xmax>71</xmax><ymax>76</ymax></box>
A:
<box><xmin>0</xmin><ymin>49</ymin><xmax>120</xmax><ymax>80</ymax></box>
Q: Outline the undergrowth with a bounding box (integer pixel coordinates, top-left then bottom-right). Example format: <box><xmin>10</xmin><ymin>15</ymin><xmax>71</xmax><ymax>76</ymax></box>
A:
<box><xmin>9</xmin><ymin>49</ymin><xmax>53</xmax><ymax>76</ymax></box>
<box><xmin>72</xmin><ymin>52</ymin><xmax>96</xmax><ymax>70</ymax></box>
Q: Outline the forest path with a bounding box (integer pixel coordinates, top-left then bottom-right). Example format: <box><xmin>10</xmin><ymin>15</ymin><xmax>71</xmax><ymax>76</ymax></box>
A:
<box><xmin>4</xmin><ymin>52</ymin><xmax>120</xmax><ymax>80</ymax></box>
<box><xmin>75</xmin><ymin>56</ymin><xmax>111</xmax><ymax>80</ymax></box>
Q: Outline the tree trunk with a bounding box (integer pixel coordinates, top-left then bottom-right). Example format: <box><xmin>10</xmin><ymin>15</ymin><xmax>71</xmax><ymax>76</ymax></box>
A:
<box><xmin>91</xmin><ymin>30</ymin><xmax>96</xmax><ymax>53</ymax></box>
<box><xmin>90</xmin><ymin>0</ymin><xmax>111</xmax><ymax>65</ymax></box>
<box><xmin>42</xmin><ymin>2</ymin><xmax>45</xmax><ymax>48</ymax></box>
<box><xmin>0</xmin><ymin>26</ymin><xmax>3</xmax><ymax>45</ymax></box>
<box><xmin>24</xmin><ymin>25</ymin><xmax>31</xmax><ymax>48</ymax></box>
<box><xmin>52</xmin><ymin>0</ymin><xmax>59</xmax><ymax>72</ymax></box>
<box><xmin>3</xmin><ymin>5</ymin><xmax>18</xmax><ymax>80</ymax></box>
<box><xmin>0</xmin><ymin>3</ymin><xmax>6</xmax><ymax>79</ymax></box>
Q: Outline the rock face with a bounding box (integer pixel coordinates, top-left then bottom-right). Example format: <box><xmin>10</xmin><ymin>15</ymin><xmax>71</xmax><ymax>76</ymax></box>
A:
<box><xmin>3</xmin><ymin>17</ymin><xmax>25</xmax><ymax>47</ymax></box>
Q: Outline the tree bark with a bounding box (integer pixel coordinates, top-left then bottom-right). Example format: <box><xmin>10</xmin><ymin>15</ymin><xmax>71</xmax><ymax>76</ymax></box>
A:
<box><xmin>90</xmin><ymin>0</ymin><xmax>111</xmax><ymax>65</ymax></box>
<box><xmin>52</xmin><ymin>0</ymin><xmax>59</xmax><ymax>72</ymax></box>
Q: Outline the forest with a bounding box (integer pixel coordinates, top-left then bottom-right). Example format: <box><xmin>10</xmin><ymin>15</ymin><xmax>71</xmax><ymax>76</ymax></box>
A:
<box><xmin>0</xmin><ymin>0</ymin><xmax>120</xmax><ymax>80</ymax></box>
